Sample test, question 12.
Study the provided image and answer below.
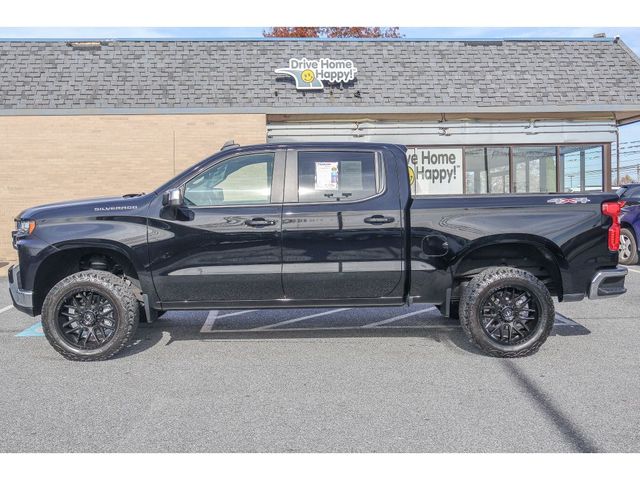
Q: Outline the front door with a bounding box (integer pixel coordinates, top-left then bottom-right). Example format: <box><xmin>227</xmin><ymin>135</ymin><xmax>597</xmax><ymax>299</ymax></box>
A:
<box><xmin>148</xmin><ymin>150</ymin><xmax>285</xmax><ymax>306</ymax></box>
<box><xmin>281</xmin><ymin>148</ymin><xmax>405</xmax><ymax>302</ymax></box>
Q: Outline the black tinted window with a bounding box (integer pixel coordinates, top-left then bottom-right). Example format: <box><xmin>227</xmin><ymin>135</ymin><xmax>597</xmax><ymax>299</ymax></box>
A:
<box><xmin>297</xmin><ymin>151</ymin><xmax>381</xmax><ymax>202</ymax></box>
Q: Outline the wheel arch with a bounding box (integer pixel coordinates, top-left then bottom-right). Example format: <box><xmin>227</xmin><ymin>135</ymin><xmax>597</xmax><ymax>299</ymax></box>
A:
<box><xmin>32</xmin><ymin>240</ymin><xmax>152</xmax><ymax>316</ymax></box>
<box><xmin>451</xmin><ymin>235</ymin><xmax>566</xmax><ymax>300</ymax></box>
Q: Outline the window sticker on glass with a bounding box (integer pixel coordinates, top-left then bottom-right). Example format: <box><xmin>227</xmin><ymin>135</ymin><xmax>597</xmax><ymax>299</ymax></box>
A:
<box><xmin>315</xmin><ymin>162</ymin><xmax>339</xmax><ymax>190</ymax></box>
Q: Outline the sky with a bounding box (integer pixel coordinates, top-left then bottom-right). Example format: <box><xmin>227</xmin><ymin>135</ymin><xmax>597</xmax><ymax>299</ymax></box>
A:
<box><xmin>1</xmin><ymin>26</ymin><xmax>639</xmax><ymax>165</ymax></box>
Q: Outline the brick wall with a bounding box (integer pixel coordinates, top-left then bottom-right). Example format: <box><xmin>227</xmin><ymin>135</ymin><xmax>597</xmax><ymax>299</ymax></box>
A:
<box><xmin>0</xmin><ymin>114</ymin><xmax>267</xmax><ymax>261</ymax></box>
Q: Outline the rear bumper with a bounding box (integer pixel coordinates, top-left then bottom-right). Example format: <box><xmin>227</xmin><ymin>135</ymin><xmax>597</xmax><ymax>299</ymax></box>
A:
<box><xmin>8</xmin><ymin>264</ymin><xmax>34</xmax><ymax>316</ymax></box>
<box><xmin>588</xmin><ymin>267</ymin><xmax>628</xmax><ymax>300</ymax></box>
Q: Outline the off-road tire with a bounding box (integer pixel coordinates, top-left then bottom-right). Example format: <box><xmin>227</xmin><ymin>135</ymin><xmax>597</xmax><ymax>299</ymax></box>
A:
<box><xmin>619</xmin><ymin>228</ymin><xmax>638</xmax><ymax>265</ymax></box>
<box><xmin>41</xmin><ymin>270</ymin><xmax>139</xmax><ymax>361</ymax></box>
<box><xmin>459</xmin><ymin>267</ymin><xmax>554</xmax><ymax>357</ymax></box>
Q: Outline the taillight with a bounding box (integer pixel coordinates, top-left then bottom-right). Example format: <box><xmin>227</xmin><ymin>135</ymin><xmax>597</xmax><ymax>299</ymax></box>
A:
<box><xmin>602</xmin><ymin>200</ymin><xmax>626</xmax><ymax>251</ymax></box>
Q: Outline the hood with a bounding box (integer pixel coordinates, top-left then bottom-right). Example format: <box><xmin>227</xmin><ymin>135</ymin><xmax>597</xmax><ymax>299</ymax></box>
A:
<box><xmin>16</xmin><ymin>193</ymin><xmax>154</xmax><ymax>220</ymax></box>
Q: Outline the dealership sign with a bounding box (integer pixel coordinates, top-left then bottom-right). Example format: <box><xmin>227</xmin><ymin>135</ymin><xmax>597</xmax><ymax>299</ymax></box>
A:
<box><xmin>407</xmin><ymin>148</ymin><xmax>464</xmax><ymax>195</ymax></box>
<box><xmin>275</xmin><ymin>58</ymin><xmax>358</xmax><ymax>90</ymax></box>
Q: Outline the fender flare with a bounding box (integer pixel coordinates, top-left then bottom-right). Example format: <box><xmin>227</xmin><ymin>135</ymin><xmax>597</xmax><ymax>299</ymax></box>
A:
<box><xmin>33</xmin><ymin>239</ymin><xmax>158</xmax><ymax>310</ymax></box>
<box><xmin>451</xmin><ymin>234</ymin><xmax>568</xmax><ymax>297</ymax></box>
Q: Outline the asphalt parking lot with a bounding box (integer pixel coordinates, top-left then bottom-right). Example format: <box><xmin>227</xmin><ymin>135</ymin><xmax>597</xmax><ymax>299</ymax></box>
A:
<box><xmin>1</xmin><ymin>268</ymin><xmax>640</xmax><ymax>453</ymax></box>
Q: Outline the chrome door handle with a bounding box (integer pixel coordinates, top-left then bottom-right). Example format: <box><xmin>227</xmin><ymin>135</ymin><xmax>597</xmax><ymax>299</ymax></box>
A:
<box><xmin>364</xmin><ymin>215</ymin><xmax>395</xmax><ymax>225</ymax></box>
<box><xmin>245</xmin><ymin>217</ymin><xmax>277</xmax><ymax>227</ymax></box>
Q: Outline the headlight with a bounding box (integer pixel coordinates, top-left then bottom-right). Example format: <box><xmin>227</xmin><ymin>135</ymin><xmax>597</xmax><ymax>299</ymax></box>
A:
<box><xmin>15</xmin><ymin>219</ymin><xmax>36</xmax><ymax>236</ymax></box>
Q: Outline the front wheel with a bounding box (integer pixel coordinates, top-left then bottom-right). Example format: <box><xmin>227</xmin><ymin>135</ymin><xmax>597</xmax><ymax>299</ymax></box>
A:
<box><xmin>459</xmin><ymin>267</ymin><xmax>554</xmax><ymax>357</ymax></box>
<box><xmin>619</xmin><ymin>228</ymin><xmax>638</xmax><ymax>265</ymax></box>
<box><xmin>41</xmin><ymin>270</ymin><xmax>139</xmax><ymax>361</ymax></box>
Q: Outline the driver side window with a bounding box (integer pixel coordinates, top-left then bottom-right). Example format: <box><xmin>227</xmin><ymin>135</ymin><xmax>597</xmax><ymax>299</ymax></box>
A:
<box><xmin>184</xmin><ymin>153</ymin><xmax>275</xmax><ymax>207</ymax></box>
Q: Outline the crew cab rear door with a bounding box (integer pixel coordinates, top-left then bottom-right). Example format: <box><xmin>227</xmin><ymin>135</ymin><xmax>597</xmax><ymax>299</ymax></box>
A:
<box><xmin>281</xmin><ymin>147</ymin><xmax>405</xmax><ymax>302</ymax></box>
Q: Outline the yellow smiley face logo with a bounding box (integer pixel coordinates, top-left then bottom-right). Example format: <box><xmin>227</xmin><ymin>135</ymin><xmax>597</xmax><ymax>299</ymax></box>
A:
<box><xmin>301</xmin><ymin>69</ymin><xmax>315</xmax><ymax>83</ymax></box>
<box><xmin>408</xmin><ymin>166</ymin><xmax>415</xmax><ymax>186</ymax></box>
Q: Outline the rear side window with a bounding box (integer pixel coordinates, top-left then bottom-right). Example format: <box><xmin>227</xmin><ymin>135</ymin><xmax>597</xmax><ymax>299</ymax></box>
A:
<box><xmin>297</xmin><ymin>151</ymin><xmax>383</xmax><ymax>202</ymax></box>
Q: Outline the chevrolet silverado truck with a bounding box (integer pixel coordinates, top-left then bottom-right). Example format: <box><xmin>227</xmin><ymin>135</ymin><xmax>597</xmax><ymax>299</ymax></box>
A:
<box><xmin>8</xmin><ymin>142</ymin><xmax>628</xmax><ymax>360</ymax></box>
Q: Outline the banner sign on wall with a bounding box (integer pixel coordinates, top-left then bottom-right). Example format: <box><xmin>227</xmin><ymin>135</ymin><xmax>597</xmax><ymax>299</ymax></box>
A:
<box><xmin>406</xmin><ymin>148</ymin><xmax>464</xmax><ymax>195</ymax></box>
<box><xmin>275</xmin><ymin>58</ymin><xmax>358</xmax><ymax>90</ymax></box>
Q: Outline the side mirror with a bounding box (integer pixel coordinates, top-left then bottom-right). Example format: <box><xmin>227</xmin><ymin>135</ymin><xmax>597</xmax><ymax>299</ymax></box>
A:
<box><xmin>162</xmin><ymin>188</ymin><xmax>183</xmax><ymax>207</ymax></box>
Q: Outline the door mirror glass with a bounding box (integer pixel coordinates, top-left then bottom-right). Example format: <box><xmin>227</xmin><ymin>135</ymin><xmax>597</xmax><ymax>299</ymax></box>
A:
<box><xmin>162</xmin><ymin>188</ymin><xmax>183</xmax><ymax>207</ymax></box>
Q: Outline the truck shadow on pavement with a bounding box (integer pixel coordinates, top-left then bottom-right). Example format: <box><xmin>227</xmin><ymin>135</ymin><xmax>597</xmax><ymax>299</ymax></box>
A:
<box><xmin>120</xmin><ymin>311</ymin><xmax>591</xmax><ymax>359</ymax></box>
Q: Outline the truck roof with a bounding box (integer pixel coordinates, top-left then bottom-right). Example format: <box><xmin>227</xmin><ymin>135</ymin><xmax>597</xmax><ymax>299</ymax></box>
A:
<box><xmin>228</xmin><ymin>141</ymin><xmax>407</xmax><ymax>151</ymax></box>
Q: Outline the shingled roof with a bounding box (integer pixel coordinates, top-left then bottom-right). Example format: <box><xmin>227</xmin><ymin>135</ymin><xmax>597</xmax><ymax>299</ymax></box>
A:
<box><xmin>2</xmin><ymin>38</ymin><xmax>640</xmax><ymax>117</ymax></box>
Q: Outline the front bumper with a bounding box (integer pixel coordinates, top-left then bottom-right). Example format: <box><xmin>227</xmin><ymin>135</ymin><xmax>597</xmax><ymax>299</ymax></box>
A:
<box><xmin>588</xmin><ymin>267</ymin><xmax>628</xmax><ymax>300</ymax></box>
<box><xmin>8</xmin><ymin>264</ymin><xmax>34</xmax><ymax>315</ymax></box>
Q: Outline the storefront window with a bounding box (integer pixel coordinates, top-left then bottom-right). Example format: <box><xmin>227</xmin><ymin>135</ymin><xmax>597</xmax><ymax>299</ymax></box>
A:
<box><xmin>559</xmin><ymin>145</ymin><xmax>603</xmax><ymax>192</ymax></box>
<box><xmin>464</xmin><ymin>147</ymin><xmax>510</xmax><ymax>194</ymax></box>
<box><xmin>513</xmin><ymin>147</ymin><xmax>557</xmax><ymax>193</ymax></box>
<box><xmin>408</xmin><ymin>144</ymin><xmax>606</xmax><ymax>195</ymax></box>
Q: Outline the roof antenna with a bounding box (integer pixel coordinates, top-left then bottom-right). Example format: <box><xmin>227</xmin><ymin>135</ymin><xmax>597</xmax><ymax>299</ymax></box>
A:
<box><xmin>221</xmin><ymin>140</ymin><xmax>240</xmax><ymax>151</ymax></box>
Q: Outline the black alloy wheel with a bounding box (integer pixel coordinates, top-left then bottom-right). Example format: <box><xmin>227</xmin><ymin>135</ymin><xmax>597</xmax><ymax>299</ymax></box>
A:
<box><xmin>480</xmin><ymin>286</ymin><xmax>539</xmax><ymax>345</ymax></box>
<box><xmin>41</xmin><ymin>270</ymin><xmax>139</xmax><ymax>361</ymax></box>
<box><xmin>58</xmin><ymin>290</ymin><xmax>118</xmax><ymax>349</ymax></box>
<box><xmin>459</xmin><ymin>266</ymin><xmax>554</xmax><ymax>357</ymax></box>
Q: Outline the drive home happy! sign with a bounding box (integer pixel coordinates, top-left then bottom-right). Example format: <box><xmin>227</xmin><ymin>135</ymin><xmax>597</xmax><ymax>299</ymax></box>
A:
<box><xmin>275</xmin><ymin>58</ymin><xmax>358</xmax><ymax>90</ymax></box>
<box><xmin>407</xmin><ymin>148</ymin><xmax>464</xmax><ymax>195</ymax></box>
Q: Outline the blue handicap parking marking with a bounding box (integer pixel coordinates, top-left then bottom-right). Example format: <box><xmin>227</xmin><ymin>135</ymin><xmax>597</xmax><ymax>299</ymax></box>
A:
<box><xmin>16</xmin><ymin>321</ymin><xmax>45</xmax><ymax>337</ymax></box>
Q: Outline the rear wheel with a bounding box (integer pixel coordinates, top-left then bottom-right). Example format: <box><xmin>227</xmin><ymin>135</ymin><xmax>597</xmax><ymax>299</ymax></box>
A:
<box><xmin>619</xmin><ymin>228</ymin><xmax>638</xmax><ymax>265</ymax></box>
<box><xmin>459</xmin><ymin>267</ymin><xmax>554</xmax><ymax>357</ymax></box>
<box><xmin>41</xmin><ymin>270</ymin><xmax>139</xmax><ymax>361</ymax></box>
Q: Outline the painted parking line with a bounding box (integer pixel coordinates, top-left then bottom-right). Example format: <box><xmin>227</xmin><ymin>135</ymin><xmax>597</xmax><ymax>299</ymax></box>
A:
<box><xmin>251</xmin><ymin>308</ymin><xmax>351</xmax><ymax>331</ymax></box>
<box><xmin>361</xmin><ymin>306</ymin><xmax>437</xmax><ymax>328</ymax></box>
<box><xmin>217</xmin><ymin>310</ymin><xmax>258</xmax><ymax>319</ymax></box>
<box><xmin>627</xmin><ymin>267</ymin><xmax>640</xmax><ymax>274</ymax></box>
<box><xmin>200</xmin><ymin>310</ymin><xmax>260</xmax><ymax>333</ymax></box>
<box><xmin>200</xmin><ymin>310</ymin><xmax>219</xmax><ymax>333</ymax></box>
<box><xmin>16</xmin><ymin>321</ymin><xmax>45</xmax><ymax>337</ymax></box>
<box><xmin>0</xmin><ymin>305</ymin><xmax>14</xmax><ymax>314</ymax></box>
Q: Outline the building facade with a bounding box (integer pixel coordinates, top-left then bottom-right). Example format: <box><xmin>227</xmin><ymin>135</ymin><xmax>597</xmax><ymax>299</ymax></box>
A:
<box><xmin>1</xmin><ymin>37</ymin><xmax>640</xmax><ymax>259</ymax></box>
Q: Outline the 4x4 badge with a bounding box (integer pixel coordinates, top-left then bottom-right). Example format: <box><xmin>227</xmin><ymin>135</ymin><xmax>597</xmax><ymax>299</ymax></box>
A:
<box><xmin>547</xmin><ymin>197</ymin><xmax>591</xmax><ymax>204</ymax></box>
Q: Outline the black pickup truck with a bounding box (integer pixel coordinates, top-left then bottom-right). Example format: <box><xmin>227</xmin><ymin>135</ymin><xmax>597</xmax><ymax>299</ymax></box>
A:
<box><xmin>8</xmin><ymin>142</ymin><xmax>627</xmax><ymax>360</ymax></box>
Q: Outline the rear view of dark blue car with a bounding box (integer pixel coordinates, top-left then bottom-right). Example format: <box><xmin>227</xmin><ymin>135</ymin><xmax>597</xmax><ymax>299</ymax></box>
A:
<box><xmin>618</xmin><ymin>184</ymin><xmax>640</xmax><ymax>265</ymax></box>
